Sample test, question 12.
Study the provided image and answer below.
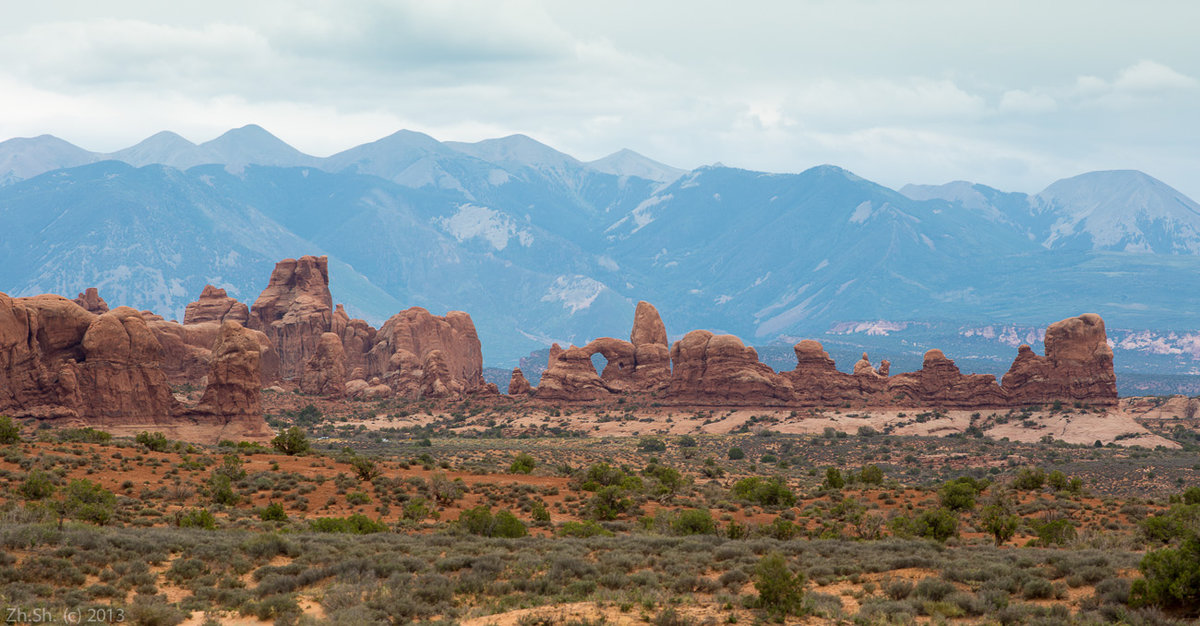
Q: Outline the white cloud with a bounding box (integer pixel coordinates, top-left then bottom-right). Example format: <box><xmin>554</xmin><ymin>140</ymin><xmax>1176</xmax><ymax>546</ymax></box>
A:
<box><xmin>1114</xmin><ymin>60</ymin><xmax>1198</xmax><ymax>92</ymax></box>
<box><xmin>998</xmin><ymin>89</ymin><xmax>1057</xmax><ymax>114</ymax></box>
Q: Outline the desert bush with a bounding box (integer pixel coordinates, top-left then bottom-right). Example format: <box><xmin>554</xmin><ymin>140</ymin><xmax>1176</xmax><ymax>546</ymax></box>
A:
<box><xmin>271</xmin><ymin>427</ymin><xmax>310</xmax><ymax>456</ymax></box>
<box><xmin>509</xmin><ymin>453</ymin><xmax>536</xmax><ymax>474</ymax></box>
<box><xmin>859</xmin><ymin>464</ymin><xmax>884</xmax><ymax>485</ymax></box>
<box><xmin>457</xmin><ymin>506</ymin><xmax>527</xmax><ymax>538</ymax></box>
<box><xmin>823</xmin><ymin>467</ymin><xmax>845</xmax><ymax>490</ymax></box>
<box><xmin>667</xmin><ymin>509</ymin><xmax>717</xmax><ymax>536</ymax></box>
<box><xmin>135</xmin><ymin>431</ymin><xmax>171</xmax><ymax>452</ymax></box>
<box><xmin>0</xmin><ymin>416</ymin><xmax>20</xmax><ymax>444</ymax></box>
<box><xmin>19</xmin><ymin>469</ymin><xmax>56</xmax><ymax>501</ymax></box>
<box><xmin>176</xmin><ymin>509</ymin><xmax>217</xmax><ymax>530</ymax></box>
<box><xmin>309</xmin><ymin>514</ymin><xmax>388</xmax><ymax>534</ymax></box>
<box><xmin>558</xmin><ymin>520</ymin><xmax>612</xmax><ymax>537</ymax></box>
<box><xmin>754</xmin><ymin>552</ymin><xmax>806</xmax><ymax>618</ymax></box>
<box><xmin>732</xmin><ymin>476</ymin><xmax>795</xmax><ymax>507</ymax></box>
<box><xmin>638</xmin><ymin>436</ymin><xmax>667</xmax><ymax>452</ymax></box>
<box><xmin>1013</xmin><ymin>466</ymin><xmax>1046</xmax><ymax>490</ymax></box>
<box><xmin>914</xmin><ymin>508</ymin><xmax>958</xmax><ymax>542</ymax></box>
<box><xmin>727</xmin><ymin>447</ymin><xmax>745</xmax><ymax>460</ymax></box>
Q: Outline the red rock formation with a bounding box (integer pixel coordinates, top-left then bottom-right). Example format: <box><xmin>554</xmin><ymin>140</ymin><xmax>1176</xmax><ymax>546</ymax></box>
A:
<box><xmin>537</xmin><ymin>345</ymin><xmax>612</xmax><ymax>400</ymax></box>
<box><xmin>146</xmin><ymin>320</ymin><xmax>222</xmax><ymax>385</ymax></box>
<box><xmin>667</xmin><ymin>330</ymin><xmax>793</xmax><ymax>403</ymax></box>
<box><xmin>548</xmin><ymin>343</ymin><xmax>564</xmax><ymax>367</ymax></box>
<box><xmin>184</xmin><ymin>285</ymin><xmax>249</xmax><ymax>325</ymax></box>
<box><xmin>73</xmin><ymin>288</ymin><xmax>109</xmax><ymax>314</ymax></box>
<box><xmin>248</xmin><ymin>256</ymin><xmax>334</xmax><ymax>380</ymax></box>
<box><xmin>300</xmin><ymin>332</ymin><xmax>347</xmax><ymax>396</ymax></box>
<box><xmin>1001</xmin><ymin>313</ymin><xmax>1118</xmax><ymax>407</ymax></box>
<box><xmin>886</xmin><ymin>349</ymin><xmax>1007</xmax><ymax>408</ymax></box>
<box><xmin>508</xmin><ymin>368</ymin><xmax>533</xmax><ymax>395</ymax></box>
<box><xmin>332</xmin><ymin>304</ymin><xmax>375</xmax><ymax>375</ymax></box>
<box><xmin>783</xmin><ymin>339</ymin><xmax>862</xmax><ymax>404</ymax></box>
<box><xmin>1</xmin><ymin>293</ymin><xmax>96</xmax><ymax>418</ymax></box>
<box><xmin>631</xmin><ymin>301</ymin><xmax>668</xmax><ymax>347</ymax></box>
<box><xmin>366</xmin><ymin>307</ymin><xmax>483</xmax><ymax>398</ymax></box>
<box><xmin>189</xmin><ymin>322</ymin><xmax>265</xmax><ymax>421</ymax></box>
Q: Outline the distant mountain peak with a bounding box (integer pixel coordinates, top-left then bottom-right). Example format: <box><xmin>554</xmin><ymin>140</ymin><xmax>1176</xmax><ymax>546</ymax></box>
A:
<box><xmin>198</xmin><ymin>125</ymin><xmax>315</xmax><ymax>168</ymax></box>
<box><xmin>445</xmin><ymin>133</ymin><xmax>580</xmax><ymax>171</ymax></box>
<box><xmin>587</xmin><ymin>148</ymin><xmax>684</xmax><ymax>184</ymax></box>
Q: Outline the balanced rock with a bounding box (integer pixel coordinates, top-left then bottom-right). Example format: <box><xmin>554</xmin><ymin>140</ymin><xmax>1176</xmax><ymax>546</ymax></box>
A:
<box><xmin>248</xmin><ymin>255</ymin><xmax>334</xmax><ymax>380</ymax></box>
<box><xmin>668</xmin><ymin>330</ymin><xmax>793</xmax><ymax>403</ymax></box>
<box><xmin>1001</xmin><ymin>314</ymin><xmax>1118</xmax><ymax>407</ymax></box>
<box><xmin>73</xmin><ymin>288</ymin><xmax>109</xmax><ymax>314</ymax></box>
<box><xmin>184</xmin><ymin>285</ymin><xmax>249</xmax><ymax>325</ymax></box>
<box><xmin>300</xmin><ymin>332</ymin><xmax>347</xmax><ymax>396</ymax></box>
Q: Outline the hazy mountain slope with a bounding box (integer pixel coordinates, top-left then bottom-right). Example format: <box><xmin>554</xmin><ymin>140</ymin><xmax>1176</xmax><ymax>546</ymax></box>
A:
<box><xmin>0</xmin><ymin>135</ymin><xmax>97</xmax><ymax>185</ymax></box>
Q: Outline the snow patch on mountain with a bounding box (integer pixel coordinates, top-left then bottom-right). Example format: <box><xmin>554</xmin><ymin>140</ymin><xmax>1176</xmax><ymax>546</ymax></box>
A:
<box><xmin>435</xmin><ymin>204</ymin><xmax>533</xmax><ymax>250</ymax></box>
<box><xmin>541</xmin><ymin>275</ymin><xmax>605</xmax><ymax>314</ymax></box>
<box><xmin>829</xmin><ymin>320</ymin><xmax>908</xmax><ymax>336</ymax></box>
<box><xmin>849</xmin><ymin>201</ymin><xmax>873</xmax><ymax>223</ymax></box>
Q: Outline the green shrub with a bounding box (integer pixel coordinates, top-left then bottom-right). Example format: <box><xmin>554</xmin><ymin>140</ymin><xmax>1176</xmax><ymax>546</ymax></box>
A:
<box><xmin>588</xmin><ymin>485</ymin><xmax>634</xmax><ymax>520</ymax></box>
<box><xmin>1012</xmin><ymin>467</ymin><xmax>1046</xmax><ymax>490</ymax></box>
<box><xmin>669</xmin><ymin>509</ymin><xmax>717</xmax><ymax>535</ymax></box>
<box><xmin>457</xmin><ymin>506</ymin><xmax>527</xmax><ymax>538</ymax></box>
<box><xmin>727</xmin><ymin>446</ymin><xmax>745</xmax><ymax>460</ymax></box>
<box><xmin>822</xmin><ymin>467</ymin><xmax>845</xmax><ymax>490</ymax></box>
<box><xmin>1131</xmin><ymin>533</ymin><xmax>1200</xmax><ymax>613</ymax></box>
<box><xmin>177</xmin><ymin>508</ymin><xmax>217</xmax><ymax>530</ymax></box>
<box><xmin>754</xmin><ymin>552</ymin><xmax>806</xmax><ymax>618</ymax></box>
<box><xmin>638</xmin><ymin>436</ymin><xmax>667</xmax><ymax>452</ymax></box>
<box><xmin>981</xmin><ymin>504</ymin><xmax>1020</xmax><ymax>545</ymax></box>
<box><xmin>1032</xmin><ymin>518</ymin><xmax>1077</xmax><ymax>546</ymax></box>
<box><xmin>351</xmin><ymin>456</ymin><xmax>381</xmax><ymax>481</ymax></box>
<box><xmin>19</xmin><ymin>469</ymin><xmax>55</xmax><ymax>500</ymax></box>
<box><xmin>914</xmin><ymin>508</ymin><xmax>958</xmax><ymax>542</ymax></box>
<box><xmin>509</xmin><ymin>452</ymin><xmax>536</xmax><ymax>474</ymax></box>
<box><xmin>939</xmin><ymin>477</ymin><xmax>987</xmax><ymax>511</ymax></box>
<box><xmin>309</xmin><ymin>514</ymin><xmax>388</xmax><ymax>534</ymax></box>
<box><xmin>0</xmin><ymin>416</ymin><xmax>21</xmax><ymax>444</ymax></box>
<box><xmin>677</xmin><ymin>435</ymin><xmax>698</xmax><ymax>448</ymax></box>
<box><xmin>135</xmin><ymin>430</ymin><xmax>171</xmax><ymax>452</ymax></box>
<box><xmin>558</xmin><ymin>520</ymin><xmax>613</xmax><ymax>537</ymax></box>
<box><xmin>732</xmin><ymin>476</ymin><xmax>795</xmax><ymax>507</ymax></box>
<box><xmin>860</xmin><ymin>464</ymin><xmax>884</xmax><ymax>485</ymax></box>
<box><xmin>271</xmin><ymin>427</ymin><xmax>310</xmax><ymax>455</ymax></box>
<box><xmin>346</xmin><ymin>491</ymin><xmax>371</xmax><ymax>505</ymax></box>
<box><xmin>260</xmin><ymin>502</ymin><xmax>288</xmax><ymax>522</ymax></box>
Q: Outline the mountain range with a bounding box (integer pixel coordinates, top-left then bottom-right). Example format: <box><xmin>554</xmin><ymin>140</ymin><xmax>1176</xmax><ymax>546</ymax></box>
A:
<box><xmin>3</xmin><ymin>125</ymin><xmax>1200</xmax><ymax>393</ymax></box>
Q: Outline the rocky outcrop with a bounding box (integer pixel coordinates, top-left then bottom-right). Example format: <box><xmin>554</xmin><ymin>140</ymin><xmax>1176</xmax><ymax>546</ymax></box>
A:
<box><xmin>146</xmin><ymin>319</ymin><xmax>222</xmax><ymax>385</ymax></box>
<box><xmin>784</xmin><ymin>340</ymin><xmax>863</xmax><ymax>404</ymax></box>
<box><xmin>184</xmin><ymin>285</ymin><xmax>250</xmax><ymax>325</ymax></box>
<box><xmin>537</xmin><ymin>345</ymin><xmax>612</xmax><ymax>400</ymax></box>
<box><xmin>248</xmin><ymin>256</ymin><xmax>334</xmax><ymax>380</ymax></box>
<box><xmin>885</xmin><ymin>349</ymin><xmax>1006</xmax><ymax>408</ymax></box>
<box><xmin>300</xmin><ymin>332</ymin><xmax>347</xmax><ymax>396</ymax></box>
<box><xmin>631</xmin><ymin>301</ymin><xmax>668</xmax><ymax>347</ymax></box>
<box><xmin>668</xmin><ymin>330</ymin><xmax>794</xmax><ymax>403</ymax></box>
<box><xmin>189</xmin><ymin>322</ymin><xmax>265</xmax><ymax>422</ymax></box>
<box><xmin>508</xmin><ymin>368</ymin><xmax>533</xmax><ymax>396</ymax></box>
<box><xmin>1001</xmin><ymin>313</ymin><xmax>1118</xmax><ymax>407</ymax></box>
<box><xmin>332</xmin><ymin>304</ymin><xmax>375</xmax><ymax>375</ymax></box>
<box><xmin>1</xmin><ymin>291</ymin><xmax>271</xmax><ymax>442</ymax></box>
<box><xmin>366</xmin><ymin>307</ymin><xmax>484</xmax><ymax>398</ymax></box>
<box><xmin>73</xmin><ymin>288</ymin><xmax>109</xmax><ymax>314</ymax></box>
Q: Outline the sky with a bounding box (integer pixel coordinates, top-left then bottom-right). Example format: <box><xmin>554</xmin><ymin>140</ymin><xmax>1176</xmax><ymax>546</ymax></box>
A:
<box><xmin>2</xmin><ymin>0</ymin><xmax>1198</xmax><ymax>198</ymax></box>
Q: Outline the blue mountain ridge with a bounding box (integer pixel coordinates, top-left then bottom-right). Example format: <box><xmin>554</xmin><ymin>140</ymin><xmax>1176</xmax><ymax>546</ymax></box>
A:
<box><xmin>2</xmin><ymin>127</ymin><xmax>1200</xmax><ymax>393</ymax></box>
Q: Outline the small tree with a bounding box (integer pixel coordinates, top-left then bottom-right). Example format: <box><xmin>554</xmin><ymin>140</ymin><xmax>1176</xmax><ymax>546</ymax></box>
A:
<box><xmin>1131</xmin><ymin>533</ymin><xmax>1200</xmax><ymax>612</ymax></box>
<box><xmin>351</xmin><ymin>456</ymin><xmax>381</xmax><ymax>481</ymax></box>
<box><xmin>823</xmin><ymin>467</ymin><xmax>845</xmax><ymax>490</ymax></box>
<box><xmin>260</xmin><ymin>502</ymin><xmax>288</xmax><ymax>522</ymax></box>
<box><xmin>981</xmin><ymin>503</ymin><xmax>1020</xmax><ymax>545</ymax></box>
<box><xmin>509</xmin><ymin>453</ymin><xmax>536</xmax><ymax>474</ymax></box>
<box><xmin>914</xmin><ymin>508</ymin><xmax>958</xmax><ymax>542</ymax></box>
<box><xmin>136</xmin><ymin>431</ymin><xmax>171</xmax><ymax>452</ymax></box>
<box><xmin>638</xmin><ymin>436</ymin><xmax>667</xmax><ymax>452</ymax></box>
<box><xmin>57</xmin><ymin>479</ymin><xmax>116</xmax><ymax>527</ymax></box>
<box><xmin>272</xmin><ymin>427</ymin><xmax>310</xmax><ymax>456</ymax></box>
<box><xmin>727</xmin><ymin>446</ymin><xmax>746</xmax><ymax>460</ymax></box>
<box><xmin>19</xmin><ymin>470</ymin><xmax>55</xmax><ymax>501</ymax></box>
<box><xmin>860</xmin><ymin>464</ymin><xmax>884</xmax><ymax>485</ymax></box>
<box><xmin>0</xmin><ymin>416</ymin><xmax>21</xmax><ymax>444</ymax></box>
<box><xmin>428</xmin><ymin>472</ymin><xmax>464</xmax><ymax>506</ymax></box>
<box><xmin>754</xmin><ymin>552</ymin><xmax>806</xmax><ymax>619</ymax></box>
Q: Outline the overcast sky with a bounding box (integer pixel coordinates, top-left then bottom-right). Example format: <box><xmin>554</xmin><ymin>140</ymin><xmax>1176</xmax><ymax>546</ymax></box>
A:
<box><xmin>2</xmin><ymin>1</ymin><xmax>1198</xmax><ymax>197</ymax></box>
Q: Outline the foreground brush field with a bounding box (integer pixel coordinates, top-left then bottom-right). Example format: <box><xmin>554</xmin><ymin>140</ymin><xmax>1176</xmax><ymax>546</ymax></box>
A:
<box><xmin>1</xmin><ymin>395</ymin><xmax>1198</xmax><ymax>625</ymax></box>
